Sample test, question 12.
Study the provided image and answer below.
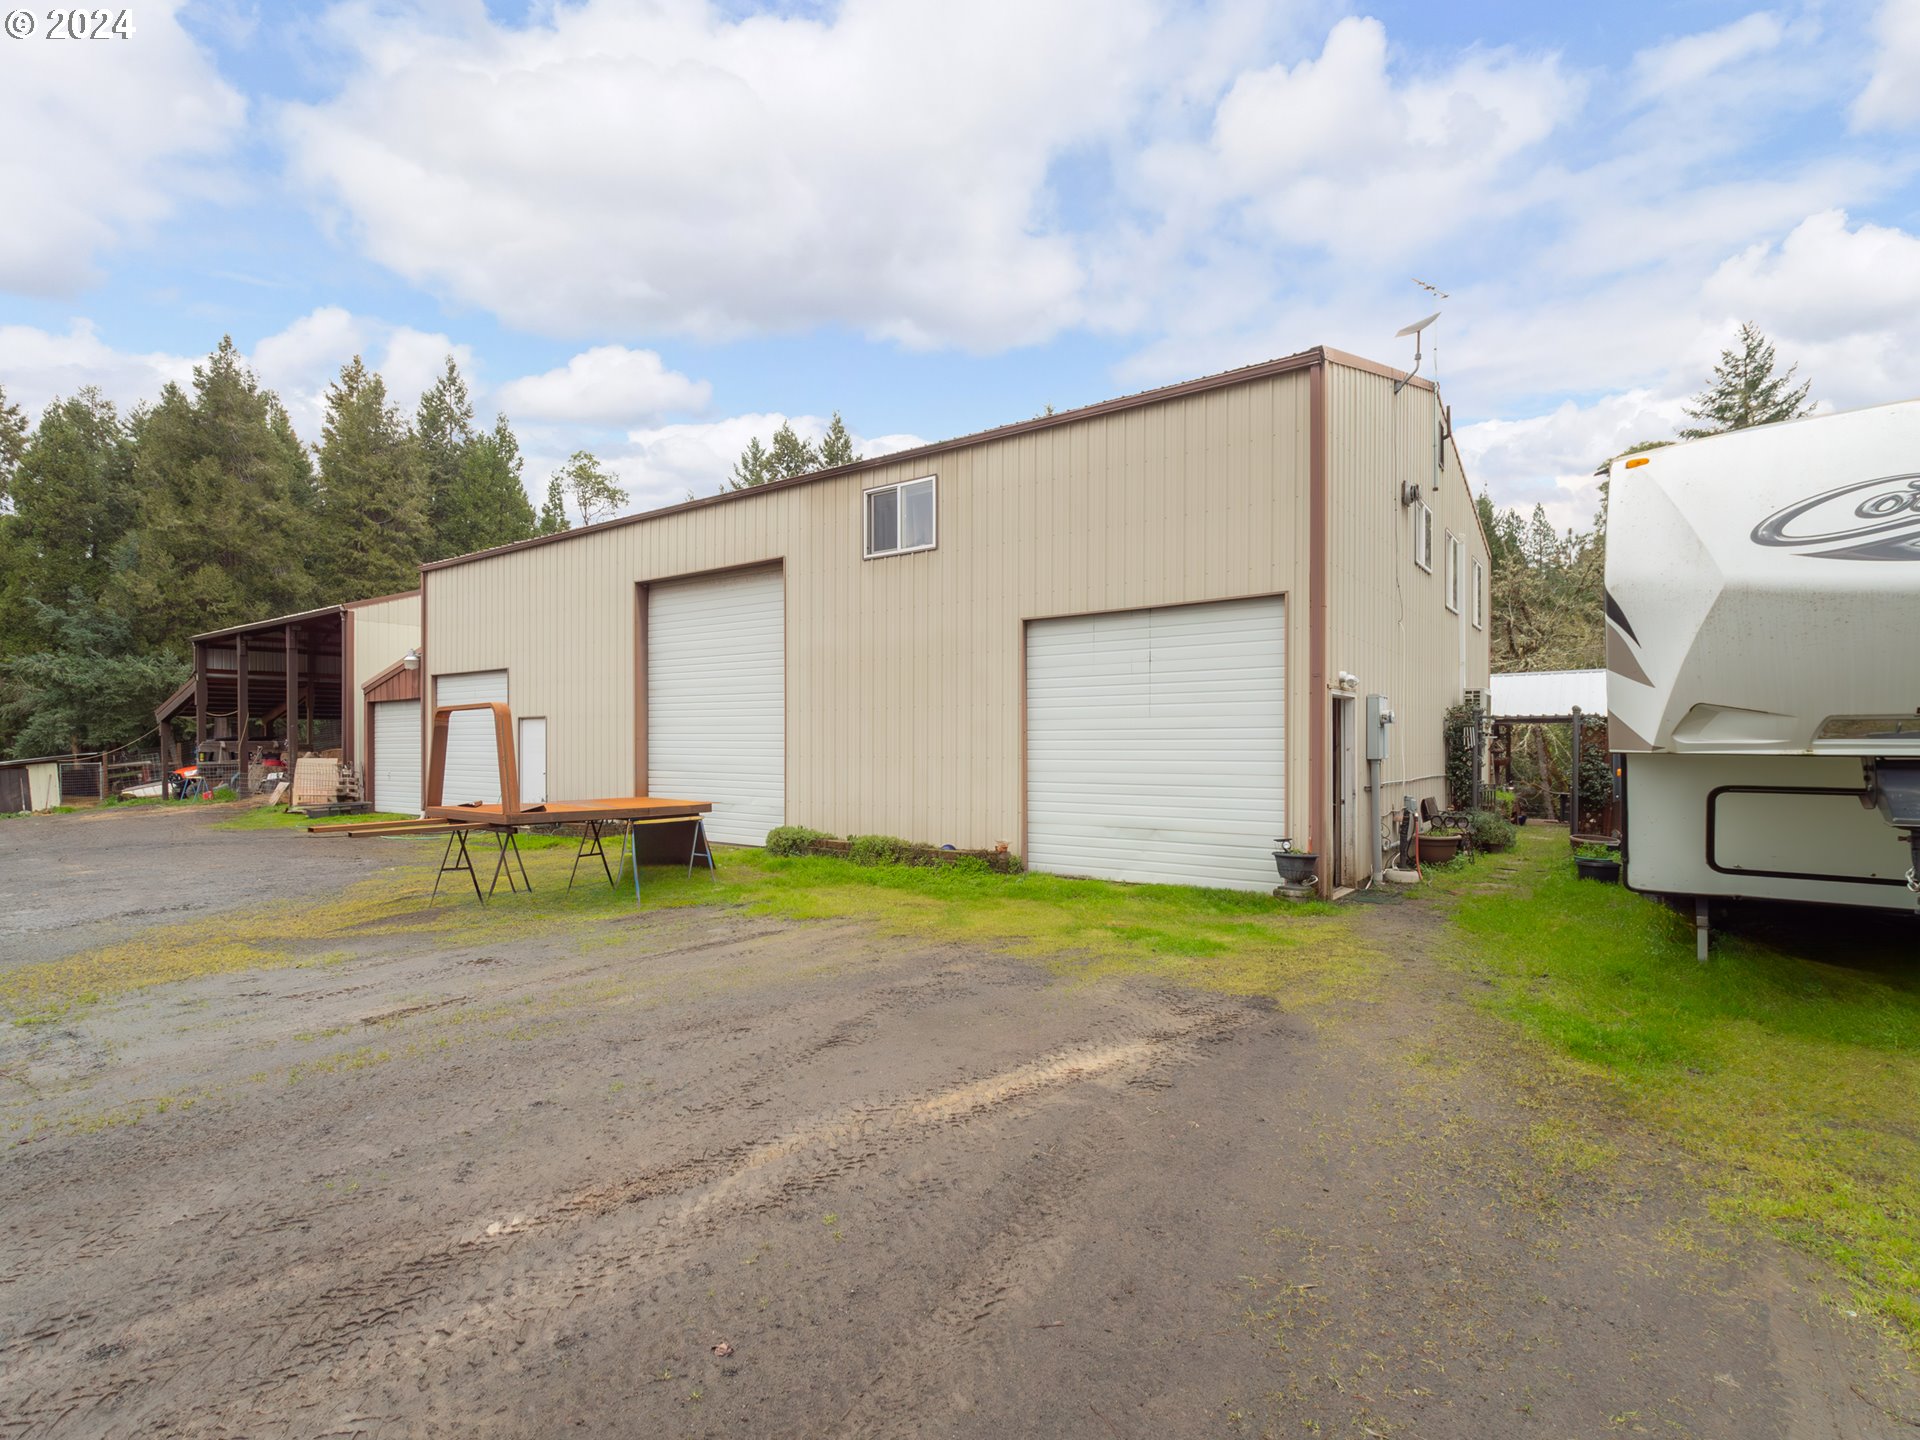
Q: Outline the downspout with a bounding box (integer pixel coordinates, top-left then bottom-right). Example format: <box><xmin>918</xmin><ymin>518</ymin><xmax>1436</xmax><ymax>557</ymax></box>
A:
<box><xmin>1308</xmin><ymin>359</ymin><xmax>1331</xmax><ymax>896</ymax></box>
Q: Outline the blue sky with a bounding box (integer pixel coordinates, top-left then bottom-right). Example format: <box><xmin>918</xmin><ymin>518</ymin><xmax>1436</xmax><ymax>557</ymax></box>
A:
<box><xmin>4</xmin><ymin>0</ymin><xmax>1919</xmax><ymax>529</ymax></box>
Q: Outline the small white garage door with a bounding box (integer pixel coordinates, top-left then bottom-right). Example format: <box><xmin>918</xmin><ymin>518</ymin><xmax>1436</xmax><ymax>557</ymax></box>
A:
<box><xmin>372</xmin><ymin>699</ymin><xmax>422</xmax><ymax>815</ymax></box>
<box><xmin>648</xmin><ymin>568</ymin><xmax>784</xmax><ymax>845</ymax></box>
<box><xmin>1026</xmin><ymin>597</ymin><xmax>1286</xmax><ymax>891</ymax></box>
<box><xmin>435</xmin><ymin>670</ymin><xmax>508</xmax><ymax>806</ymax></box>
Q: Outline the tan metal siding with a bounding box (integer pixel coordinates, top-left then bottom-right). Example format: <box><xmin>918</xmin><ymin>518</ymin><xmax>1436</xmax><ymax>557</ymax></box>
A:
<box><xmin>347</xmin><ymin>593</ymin><xmax>420</xmax><ymax>777</ymax></box>
<box><xmin>427</xmin><ymin>370</ymin><xmax>1316</xmax><ymax>853</ymax></box>
<box><xmin>1325</xmin><ymin>361</ymin><xmax>1492</xmax><ymax>850</ymax></box>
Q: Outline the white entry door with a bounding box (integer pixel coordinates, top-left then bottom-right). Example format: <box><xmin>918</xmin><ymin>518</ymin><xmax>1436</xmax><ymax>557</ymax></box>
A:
<box><xmin>519</xmin><ymin>716</ymin><xmax>547</xmax><ymax>806</ymax></box>
<box><xmin>648</xmin><ymin>567</ymin><xmax>784</xmax><ymax>845</ymax></box>
<box><xmin>372</xmin><ymin>699</ymin><xmax>422</xmax><ymax>815</ymax></box>
<box><xmin>1026</xmin><ymin>596</ymin><xmax>1287</xmax><ymax>891</ymax></box>
<box><xmin>435</xmin><ymin>670</ymin><xmax>508</xmax><ymax>805</ymax></box>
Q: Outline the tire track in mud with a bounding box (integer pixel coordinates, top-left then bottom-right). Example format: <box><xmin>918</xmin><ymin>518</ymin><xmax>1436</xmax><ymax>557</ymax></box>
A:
<box><xmin>2</xmin><ymin>988</ymin><xmax>1261</xmax><ymax>1438</ymax></box>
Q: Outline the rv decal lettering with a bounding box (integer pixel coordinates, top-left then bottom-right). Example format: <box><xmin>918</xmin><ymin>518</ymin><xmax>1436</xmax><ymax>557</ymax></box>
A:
<box><xmin>1751</xmin><ymin>474</ymin><xmax>1920</xmax><ymax>561</ymax></box>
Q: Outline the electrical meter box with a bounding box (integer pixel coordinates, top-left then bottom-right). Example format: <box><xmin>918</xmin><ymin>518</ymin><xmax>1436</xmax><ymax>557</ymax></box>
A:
<box><xmin>1366</xmin><ymin>694</ymin><xmax>1394</xmax><ymax>762</ymax></box>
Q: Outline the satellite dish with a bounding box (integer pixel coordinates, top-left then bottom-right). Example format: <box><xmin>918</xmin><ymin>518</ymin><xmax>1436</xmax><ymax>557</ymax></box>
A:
<box><xmin>1393</xmin><ymin>310</ymin><xmax>1441</xmax><ymax>392</ymax></box>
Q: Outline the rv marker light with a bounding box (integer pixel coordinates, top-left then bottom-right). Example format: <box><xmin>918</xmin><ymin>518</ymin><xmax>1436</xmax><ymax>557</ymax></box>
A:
<box><xmin>1625</xmin><ymin>457</ymin><xmax>1651</xmax><ymax>468</ymax></box>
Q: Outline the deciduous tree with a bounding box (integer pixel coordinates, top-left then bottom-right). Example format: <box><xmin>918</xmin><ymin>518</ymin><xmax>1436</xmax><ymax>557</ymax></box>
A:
<box><xmin>555</xmin><ymin>450</ymin><xmax>627</xmax><ymax>525</ymax></box>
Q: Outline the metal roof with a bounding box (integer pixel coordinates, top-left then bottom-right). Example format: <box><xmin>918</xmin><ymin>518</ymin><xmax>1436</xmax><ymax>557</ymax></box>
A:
<box><xmin>191</xmin><ymin>604</ymin><xmax>345</xmax><ymax>644</ymax></box>
<box><xmin>1489</xmin><ymin>669</ymin><xmax>1607</xmax><ymax>720</ymax></box>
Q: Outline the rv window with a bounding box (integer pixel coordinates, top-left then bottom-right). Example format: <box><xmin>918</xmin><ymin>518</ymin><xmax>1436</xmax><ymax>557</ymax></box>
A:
<box><xmin>1814</xmin><ymin>716</ymin><xmax>1920</xmax><ymax>745</ymax></box>
<box><xmin>1415</xmin><ymin>503</ymin><xmax>1433</xmax><ymax>572</ymax></box>
<box><xmin>1471</xmin><ymin>558</ymin><xmax>1485</xmax><ymax>629</ymax></box>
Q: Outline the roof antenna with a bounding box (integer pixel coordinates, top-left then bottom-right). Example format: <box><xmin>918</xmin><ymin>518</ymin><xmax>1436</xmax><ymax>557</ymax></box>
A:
<box><xmin>1394</xmin><ymin>310</ymin><xmax>1440</xmax><ymax>394</ymax></box>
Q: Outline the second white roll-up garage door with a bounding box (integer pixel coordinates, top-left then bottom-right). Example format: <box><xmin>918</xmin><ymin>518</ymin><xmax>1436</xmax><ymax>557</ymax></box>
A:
<box><xmin>435</xmin><ymin>670</ymin><xmax>508</xmax><ymax>805</ymax></box>
<box><xmin>1027</xmin><ymin>597</ymin><xmax>1285</xmax><ymax>891</ymax></box>
<box><xmin>372</xmin><ymin>699</ymin><xmax>422</xmax><ymax>815</ymax></box>
<box><xmin>648</xmin><ymin>567</ymin><xmax>784</xmax><ymax>845</ymax></box>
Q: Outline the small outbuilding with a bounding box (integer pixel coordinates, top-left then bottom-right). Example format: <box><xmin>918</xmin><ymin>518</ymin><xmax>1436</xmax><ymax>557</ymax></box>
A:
<box><xmin>413</xmin><ymin>346</ymin><xmax>1492</xmax><ymax>895</ymax></box>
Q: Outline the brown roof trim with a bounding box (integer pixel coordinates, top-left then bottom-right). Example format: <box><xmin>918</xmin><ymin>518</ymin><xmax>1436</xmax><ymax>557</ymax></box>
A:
<box><xmin>192</xmin><ymin>604</ymin><xmax>345</xmax><ymax>643</ymax></box>
<box><xmin>423</xmin><ymin>345</ymin><xmax>1338</xmax><ymax>574</ymax></box>
<box><xmin>1320</xmin><ymin>347</ymin><xmax>1434</xmax><ymax>391</ymax></box>
<box><xmin>344</xmin><ymin>588</ymin><xmax>421</xmax><ymax>610</ymax></box>
<box><xmin>359</xmin><ymin>654</ymin><xmax>415</xmax><ymax>694</ymax></box>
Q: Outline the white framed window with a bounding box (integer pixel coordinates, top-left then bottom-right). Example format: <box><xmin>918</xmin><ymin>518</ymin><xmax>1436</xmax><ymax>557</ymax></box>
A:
<box><xmin>1471</xmin><ymin>557</ymin><xmax>1485</xmax><ymax>629</ymax></box>
<box><xmin>1415</xmin><ymin>502</ymin><xmax>1433</xmax><ymax>572</ymax></box>
<box><xmin>865</xmin><ymin>475</ymin><xmax>937</xmax><ymax>558</ymax></box>
<box><xmin>1445</xmin><ymin>533</ymin><xmax>1463</xmax><ymax>613</ymax></box>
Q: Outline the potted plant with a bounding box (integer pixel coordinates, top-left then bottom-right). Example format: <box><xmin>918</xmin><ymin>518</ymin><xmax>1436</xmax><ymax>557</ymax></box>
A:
<box><xmin>1494</xmin><ymin>787</ymin><xmax>1525</xmax><ymax>825</ymax></box>
<box><xmin>1418</xmin><ymin>827</ymin><xmax>1464</xmax><ymax>864</ymax></box>
<box><xmin>1270</xmin><ymin>838</ymin><xmax>1319</xmax><ymax>889</ymax></box>
<box><xmin>1574</xmin><ymin>842</ymin><xmax>1621</xmax><ymax>883</ymax></box>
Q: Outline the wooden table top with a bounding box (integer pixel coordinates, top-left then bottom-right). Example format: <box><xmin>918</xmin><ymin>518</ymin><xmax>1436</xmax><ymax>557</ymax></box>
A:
<box><xmin>423</xmin><ymin>797</ymin><xmax>713</xmax><ymax>826</ymax></box>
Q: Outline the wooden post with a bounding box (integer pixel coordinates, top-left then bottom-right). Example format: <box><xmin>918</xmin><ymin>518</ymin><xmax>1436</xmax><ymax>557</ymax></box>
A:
<box><xmin>1570</xmin><ymin>707</ymin><xmax>1584</xmax><ymax>833</ymax></box>
<box><xmin>192</xmin><ymin>641</ymin><xmax>208</xmax><ymax>754</ymax></box>
<box><xmin>285</xmin><ymin>623</ymin><xmax>299</xmax><ymax>760</ymax></box>
<box><xmin>236</xmin><ymin>635</ymin><xmax>251</xmax><ymax>788</ymax></box>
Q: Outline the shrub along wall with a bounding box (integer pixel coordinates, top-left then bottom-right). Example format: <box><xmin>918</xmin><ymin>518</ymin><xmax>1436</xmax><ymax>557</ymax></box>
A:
<box><xmin>765</xmin><ymin>825</ymin><xmax>1022</xmax><ymax>873</ymax></box>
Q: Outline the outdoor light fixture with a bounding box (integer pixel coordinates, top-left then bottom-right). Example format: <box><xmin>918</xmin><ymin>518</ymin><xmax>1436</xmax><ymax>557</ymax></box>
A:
<box><xmin>401</xmin><ymin>649</ymin><xmax>420</xmax><ymax>671</ymax></box>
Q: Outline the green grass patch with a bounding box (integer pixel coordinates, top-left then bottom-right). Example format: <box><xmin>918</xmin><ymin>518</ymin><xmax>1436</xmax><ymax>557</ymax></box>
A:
<box><xmin>1435</xmin><ymin>828</ymin><xmax>1920</xmax><ymax>1342</ymax></box>
<box><xmin>2</xmin><ymin>836</ymin><xmax>1376</xmax><ymax>1030</ymax></box>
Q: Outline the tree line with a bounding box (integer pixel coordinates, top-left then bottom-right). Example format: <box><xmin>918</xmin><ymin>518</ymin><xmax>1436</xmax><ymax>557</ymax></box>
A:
<box><xmin>0</xmin><ymin>339</ymin><xmax>617</xmax><ymax>758</ymax></box>
<box><xmin>1481</xmin><ymin>321</ymin><xmax>1814</xmax><ymax>672</ymax></box>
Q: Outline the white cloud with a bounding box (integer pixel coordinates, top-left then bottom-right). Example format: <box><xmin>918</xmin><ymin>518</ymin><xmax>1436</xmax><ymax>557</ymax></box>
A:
<box><xmin>544</xmin><ymin>412</ymin><xmax>927</xmax><ymax>517</ymax></box>
<box><xmin>1456</xmin><ymin>389</ymin><xmax>1688</xmax><ymax>532</ymax></box>
<box><xmin>496</xmin><ymin>347</ymin><xmax>711</xmax><ymax>426</ymax></box>
<box><xmin>1705</xmin><ymin>209</ymin><xmax>1920</xmax><ymax>342</ymax></box>
<box><xmin>1138</xmin><ymin>17</ymin><xmax>1578</xmax><ymax>262</ymax></box>
<box><xmin>0</xmin><ymin>320</ymin><xmax>196</xmax><ymax>420</ymax></box>
<box><xmin>1631</xmin><ymin>12</ymin><xmax>1784</xmax><ymax>96</ymax></box>
<box><xmin>0</xmin><ymin>0</ymin><xmax>246</xmax><ymax>294</ymax></box>
<box><xmin>281</xmin><ymin>0</ymin><xmax>1171</xmax><ymax>349</ymax></box>
<box><xmin>248</xmin><ymin>306</ymin><xmax>472</xmax><ymax>439</ymax></box>
<box><xmin>1855</xmin><ymin>0</ymin><xmax>1920</xmax><ymax>129</ymax></box>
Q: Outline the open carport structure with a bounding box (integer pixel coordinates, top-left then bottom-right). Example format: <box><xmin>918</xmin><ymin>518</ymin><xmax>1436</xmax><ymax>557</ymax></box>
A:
<box><xmin>152</xmin><ymin>591</ymin><xmax>420</xmax><ymax>792</ymax></box>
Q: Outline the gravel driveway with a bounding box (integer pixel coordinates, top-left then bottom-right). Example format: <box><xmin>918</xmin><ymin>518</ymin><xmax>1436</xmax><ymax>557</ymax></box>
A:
<box><xmin>0</xmin><ymin>808</ymin><xmax>1909</xmax><ymax>1438</ymax></box>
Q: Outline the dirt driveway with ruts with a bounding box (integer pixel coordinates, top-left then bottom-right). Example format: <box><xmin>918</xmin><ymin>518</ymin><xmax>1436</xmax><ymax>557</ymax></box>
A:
<box><xmin>0</xmin><ymin>806</ymin><xmax>1912</xmax><ymax>1438</ymax></box>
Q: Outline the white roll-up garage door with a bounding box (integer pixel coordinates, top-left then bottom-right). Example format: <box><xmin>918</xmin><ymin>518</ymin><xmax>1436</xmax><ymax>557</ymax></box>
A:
<box><xmin>435</xmin><ymin>670</ymin><xmax>508</xmax><ymax>805</ymax></box>
<box><xmin>372</xmin><ymin>699</ymin><xmax>422</xmax><ymax>815</ymax></box>
<box><xmin>648</xmin><ymin>568</ymin><xmax>784</xmax><ymax>845</ymax></box>
<box><xmin>1026</xmin><ymin>597</ymin><xmax>1286</xmax><ymax>891</ymax></box>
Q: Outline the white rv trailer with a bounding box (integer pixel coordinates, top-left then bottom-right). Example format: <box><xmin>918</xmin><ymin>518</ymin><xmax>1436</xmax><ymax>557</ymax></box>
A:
<box><xmin>1605</xmin><ymin>399</ymin><xmax>1920</xmax><ymax>949</ymax></box>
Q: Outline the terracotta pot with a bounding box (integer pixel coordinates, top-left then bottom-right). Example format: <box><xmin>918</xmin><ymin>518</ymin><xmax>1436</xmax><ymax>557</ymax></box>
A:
<box><xmin>1419</xmin><ymin>833</ymin><xmax>1463</xmax><ymax>864</ymax></box>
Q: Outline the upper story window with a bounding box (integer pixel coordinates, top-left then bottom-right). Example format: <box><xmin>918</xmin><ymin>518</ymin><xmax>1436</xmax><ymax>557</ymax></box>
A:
<box><xmin>865</xmin><ymin>475</ymin><xmax>937</xmax><ymax>558</ymax></box>
<box><xmin>1415</xmin><ymin>502</ymin><xmax>1433</xmax><ymax>572</ymax></box>
<box><xmin>1471</xmin><ymin>558</ymin><xmax>1485</xmax><ymax>629</ymax></box>
<box><xmin>1445</xmin><ymin>533</ymin><xmax>1463</xmax><ymax>613</ymax></box>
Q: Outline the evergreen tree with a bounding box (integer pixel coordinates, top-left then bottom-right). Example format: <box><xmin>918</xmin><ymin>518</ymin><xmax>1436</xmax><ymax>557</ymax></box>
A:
<box><xmin>0</xmin><ymin>590</ymin><xmax>187</xmax><ymax>757</ymax></box>
<box><xmin>416</xmin><ymin>356</ymin><xmax>476</xmax><ymax>557</ymax></box>
<box><xmin>536</xmin><ymin>475</ymin><xmax>571</xmax><ymax>535</ymax></box>
<box><xmin>818</xmin><ymin>412</ymin><xmax>858</xmax><ymax>468</ymax></box>
<box><xmin>313</xmin><ymin>355</ymin><xmax>428</xmax><ymax>599</ymax></box>
<box><xmin>0</xmin><ymin>383</ymin><xmax>26</xmax><ymax>507</ymax></box>
<box><xmin>555</xmin><ymin>450</ymin><xmax>627</xmax><ymax>525</ymax></box>
<box><xmin>730</xmin><ymin>436</ymin><xmax>775</xmax><ymax>490</ymax></box>
<box><xmin>438</xmin><ymin>413</ymin><xmax>537</xmax><ymax>558</ymax></box>
<box><xmin>0</xmin><ymin>390</ymin><xmax>134</xmax><ymax>652</ymax></box>
<box><xmin>113</xmin><ymin>338</ymin><xmax>319</xmax><ymax>652</ymax></box>
<box><xmin>1679</xmin><ymin>322</ymin><xmax>1814</xmax><ymax>438</ymax></box>
<box><xmin>767</xmin><ymin>420</ymin><xmax>819</xmax><ymax>480</ymax></box>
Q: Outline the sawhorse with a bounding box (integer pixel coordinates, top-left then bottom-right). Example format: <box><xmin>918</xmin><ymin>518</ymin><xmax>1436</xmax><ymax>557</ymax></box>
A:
<box><xmin>568</xmin><ymin>816</ymin><xmax>716</xmax><ymax>906</ymax></box>
<box><xmin>432</xmin><ymin>825</ymin><xmax>532</xmax><ymax>905</ymax></box>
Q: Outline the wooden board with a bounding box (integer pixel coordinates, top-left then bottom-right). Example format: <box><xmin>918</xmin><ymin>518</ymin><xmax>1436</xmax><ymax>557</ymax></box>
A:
<box><xmin>423</xmin><ymin>797</ymin><xmax>712</xmax><ymax>826</ymax></box>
